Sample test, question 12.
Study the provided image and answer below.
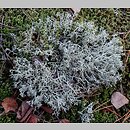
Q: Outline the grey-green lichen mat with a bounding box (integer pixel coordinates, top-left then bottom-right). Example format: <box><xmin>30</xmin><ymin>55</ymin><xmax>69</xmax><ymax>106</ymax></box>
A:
<box><xmin>10</xmin><ymin>12</ymin><xmax>123</xmax><ymax>116</ymax></box>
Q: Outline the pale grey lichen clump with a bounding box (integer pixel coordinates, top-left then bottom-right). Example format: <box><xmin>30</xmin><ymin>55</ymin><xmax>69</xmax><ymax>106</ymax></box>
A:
<box><xmin>78</xmin><ymin>102</ymin><xmax>94</xmax><ymax>123</ymax></box>
<box><xmin>10</xmin><ymin>12</ymin><xmax>123</xmax><ymax>116</ymax></box>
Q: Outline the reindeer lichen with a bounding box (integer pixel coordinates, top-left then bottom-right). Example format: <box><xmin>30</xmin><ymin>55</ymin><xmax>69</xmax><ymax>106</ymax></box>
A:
<box><xmin>10</xmin><ymin>12</ymin><xmax>123</xmax><ymax>116</ymax></box>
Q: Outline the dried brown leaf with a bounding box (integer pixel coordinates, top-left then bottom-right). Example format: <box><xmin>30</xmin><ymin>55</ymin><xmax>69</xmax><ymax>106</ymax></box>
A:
<box><xmin>2</xmin><ymin>97</ymin><xmax>18</xmax><ymax>113</ymax></box>
<box><xmin>111</xmin><ymin>92</ymin><xmax>129</xmax><ymax>109</ymax></box>
<box><xmin>71</xmin><ymin>8</ymin><xmax>81</xmax><ymax>14</ymax></box>
<box><xmin>59</xmin><ymin>119</ymin><xmax>70</xmax><ymax>123</ymax></box>
<box><xmin>25</xmin><ymin>114</ymin><xmax>38</xmax><ymax>123</ymax></box>
<box><xmin>17</xmin><ymin>101</ymin><xmax>34</xmax><ymax>122</ymax></box>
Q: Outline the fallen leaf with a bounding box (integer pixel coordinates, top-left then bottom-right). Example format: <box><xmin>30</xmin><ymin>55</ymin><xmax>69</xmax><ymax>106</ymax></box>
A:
<box><xmin>124</xmin><ymin>30</ymin><xmax>130</xmax><ymax>39</ymax></box>
<box><xmin>71</xmin><ymin>8</ymin><xmax>81</xmax><ymax>14</ymax></box>
<box><xmin>111</xmin><ymin>92</ymin><xmax>129</xmax><ymax>109</ymax></box>
<box><xmin>17</xmin><ymin>101</ymin><xmax>34</xmax><ymax>122</ymax></box>
<box><xmin>64</xmin><ymin>8</ymin><xmax>81</xmax><ymax>16</ymax></box>
<box><xmin>19</xmin><ymin>107</ymin><xmax>34</xmax><ymax>123</ymax></box>
<box><xmin>17</xmin><ymin>101</ymin><xmax>30</xmax><ymax>120</ymax></box>
<box><xmin>25</xmin><ymin>114</ymin><xmax>38</xmax><ymax>123</ymax></box>
<box><xmin>127</xmin><ymin>50</ymin><xmax>130</xmax><ymax>55</ymax></box>
<box><xmin>2</xmin><ymin>97</ymin><xmax>18</xmax><ymax>113</ymax></box>
<box><xmin>59</xmin><ymin>119</ymin><xmax>70</xmax><ymax>123</ymax></box>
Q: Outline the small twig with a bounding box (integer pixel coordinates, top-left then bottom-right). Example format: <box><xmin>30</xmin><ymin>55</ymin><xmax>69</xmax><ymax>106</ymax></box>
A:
<box><xmin>0</xmin><ymin>62</ymin><xmax>5</xmax><ymax>76</ymax></box>
<box><xmin>114</xmin><ymin>110</ymin><xmax>130</xmax><ymax>123</ymax></box>
<box><xmin>120</xmin><ymin>84</ymin><xmax>124</xmax><ymax>95</ymax></box>
<box><xmin>93</xmin><ymin>105</ymin><xmax>113</xmax><ymax>113</ymax></box>
<box><xmin>0</xmin><ymin>17</ymin><xmax>13</xmax><ymax>69</ymax></box>
<box><xmin>105</xmin><ymin>107</ymin><xmax>121</xmax><ymax>118</ymax></box>
<box><xmin>63</xmin><ymin>8</ymin><xmax>75</xmax><ymax>16</ymax></box>
<box><xmin>0</xmin><ymin>111</ymin><xmax>5</xmax><ymax>116</ymax></box>
<box><xmin>93</xmin><ymin>100</ymin><xmax>110</xmax><ymax>112</ymax></box>
<box><xmin>94</xmin><ymin>105</ymin><xmax>122</xmax><ymax>120</ymax></box>
<box><xmin>0</xmin><ymin>23</ymin><xmax>16</xmax><ymax>29</ymax></box>
<box><xmin>118</xmin><ymin>32</ymin><xmax>126</xmax><ymax>35</ymax></box>
<box><xmin>12</xmin><ymin>89</ymin><xmax>20</xmax><ymax>98</ymax></box>
<box><xmin>122</xmin><ymin>113</ymin><xmax>130</xmax><ymax>123</ymax></box>
<box><xmin>21</xmin><ymin>9</ymin><xmax>33</xmax><ymax>22</ymax></box>
<box><xmin>17</xmin><ymin>97</ymin><xmax>23</xmax><ymax>102</ymax></box>
<box><xmin>37</xmin><ymin>111</ymin><xmax>45</xmax><ymax>120</ymax></box>
<box><xmin>19</xmin><ymin>107</ymin><xmax>34</xmax><ymax>123</ymax></box>
<box><xmin>0</xmin><ymin>16</ymin><xmax>4</xmax><ymax>43</ymax></box>
<box><xmin>124</xmin><ymin>30</ymin><xmax>130</xmax><ymax>39</ymax></box>
<box><xmin>124</xmin><ymin>50</ymin><xmax>130</xmax><ymax>67</ymax></box>
<box><xmin>0</xmin><ymin>44</ymin><xmax>14</xmax><ymax>66</ymax></box>
<box><xmin>80</xmin><ymin>87</ymin><xmax>99</xmax><ymax>98</ymax></box>
<box><xmin>123</xmin><ymin>50</ymin><xmax>130</xmax><ymax>52</ymax></box>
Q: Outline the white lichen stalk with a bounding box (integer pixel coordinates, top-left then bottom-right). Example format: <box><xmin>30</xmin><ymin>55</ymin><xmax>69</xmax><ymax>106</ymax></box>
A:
<box><xmin>78</xmin><ymin>102</ymin><xmax>94</xmax><ymax>123</ymax></box>
<box><xmin>10</xmin><ymin>12</ymin><xmax>123</xmax><ymax>116</ymax></box>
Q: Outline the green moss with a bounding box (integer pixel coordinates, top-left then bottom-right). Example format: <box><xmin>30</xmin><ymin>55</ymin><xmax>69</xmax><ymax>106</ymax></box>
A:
<box><xmin>0</xmin><ymin>81</ymin><xmax>12</xmax><ymax>101</ymax></box>
<box><xmin>99</xmin><ymin>87</ymin><xmax>116</xmax><ymax>103</ymax></box>
<box><xmin>78</xmin><ymin>8</ymin><xmax>130</xmax><ymax>34</ymax></box>
<box><xmin>0</xmin><ymin>114</ymin><xmax>16</xmax><ymax>123</ymax></box>
<box><xmin>92</xmin><ymin>111</ymin><xmax>116</xmax><ymax>123</ymax></box>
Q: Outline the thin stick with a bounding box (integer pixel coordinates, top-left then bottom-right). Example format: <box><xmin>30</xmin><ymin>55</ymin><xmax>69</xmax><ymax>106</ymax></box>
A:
<box><xmin>21</xmin><ymin>9</ymin><xmax>32</xmax><ymax>22</ymax></box>
<box><xmin>0</xmin><ymin>16</ymin><xmax>4</xmax><ymax>43</ymax></box>
<box><xmin>0</xmin><ymin>23</ymin><xmax>16</xmax><ymax>29</ymax></box>
<box><xmin>123</xmin><ymin>50</ymin><xmax>130</xmax><ymax>52</ymax></box>
<box><xmin>0</xmin><ymin>44</ymin><xmax>14</xmax><ymax>66</ymax></box>
<box><xmin>0</xmin><ymin>17</ymin><xmax>14</xmax><ymax>66</ymax></box>
<box><xmin>94</xmin><ymin>105</ymin><xmax>113</xmax><ymax>113</ymax></box>
<box><xmin>124</xmin><ymin>50</ymin><xmax>130</xmax><ymax>67</ymax></box>
<box><xmin>0</xmin><ymin>62</ymin><xmax>5</xmax><ymax>76</ymax></box>
<box><xmin>114</xmin><ymin>110</ymin><xmax>130</xmax><ymax>123</ymax></box>
<box><xmin>124</xmin><ymin>30</ymin><xmax>130</xmax><ymax>39</ymax></box>
<box><xmin>93</xmin><ymin>100</ymin><xmax>110</xmax><ymax>112</ymax></box>
<box><xmin>120</xmin><ymin>84</ymin><xmax>124</xmax><ymax>95</ymax></box>
<box><xmin>105</xmin><ymin>107</ymin><xmax>121</xmax><ymax>118</ymax></box>
<box><xmin>0</xmin><ymin>111</ymin><xmax>5</xmax><ymax>116</ymax></box>
<box><xmin>122</xmin><ymin>112</ymin><xmax>130</xmax><ymax>123</ymax></box>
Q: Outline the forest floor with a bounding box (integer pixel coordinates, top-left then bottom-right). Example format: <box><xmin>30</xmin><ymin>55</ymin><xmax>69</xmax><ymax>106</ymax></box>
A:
<box><xmin>0</xmin><ymin>8</ymin><xmax>130</xmax><ymax>123</ymax></box>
